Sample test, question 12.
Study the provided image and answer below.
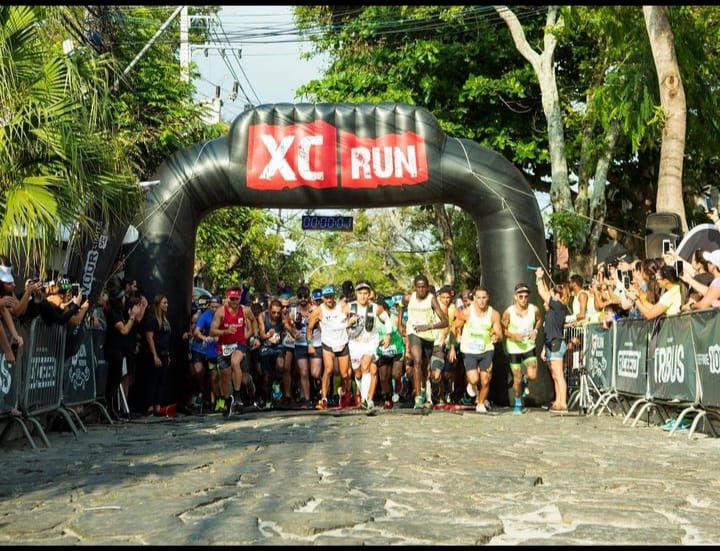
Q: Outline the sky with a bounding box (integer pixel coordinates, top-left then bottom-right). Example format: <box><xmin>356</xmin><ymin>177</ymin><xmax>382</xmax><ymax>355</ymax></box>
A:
<box><xmin>191</xmin><ymin>5</ymin><xmax>326</xmax><ymax>123</ymax></box>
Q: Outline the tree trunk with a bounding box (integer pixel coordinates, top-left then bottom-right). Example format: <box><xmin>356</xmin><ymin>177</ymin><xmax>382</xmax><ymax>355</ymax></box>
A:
<box><xmin>494</xmin><ymin>5</ymin><xmax>573</xmax><ymax>216</ymax></box>
<box><xmin>432</xmin><ymin>204</ymin><xmax>457</xmax><ymax>285</ymax></box>
<box><xmin>643</xmin><ymin>5</ymin><xmax>688</xmax><ymax>232</ymax></box>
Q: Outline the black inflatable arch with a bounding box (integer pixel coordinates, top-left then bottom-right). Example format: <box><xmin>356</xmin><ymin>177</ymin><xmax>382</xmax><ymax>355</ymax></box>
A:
<box><xmin>126</xmin><ymin>102</ymin><xmax>547</xmax><ymax>403</ymax></box>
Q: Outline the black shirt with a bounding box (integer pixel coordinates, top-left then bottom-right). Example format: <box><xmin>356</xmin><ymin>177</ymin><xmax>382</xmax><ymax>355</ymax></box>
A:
<box><xmin>105</xmin><ymin>305</ymin><xmax>137</xmax><ymax>352</ymax></box>
<box><xmin>37</xmin><ymin>298</ymin><xmax>79</xmax><ymax>326</ymax></box>
<box><xmin>144</xmin><ymin>315</ymin><xmax>171</xmax><ymax>356</ymax></box>
<box><xmin>543</xmin><ymin>297</ymin><xmax>570</xmax><ymax>345</ymax></box>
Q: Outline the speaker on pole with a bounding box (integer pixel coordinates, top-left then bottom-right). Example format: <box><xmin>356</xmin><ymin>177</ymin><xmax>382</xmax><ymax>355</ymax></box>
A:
<box><xmin>645</xmin><ymin>212</ymin><xmax>682</xmax><ymax>259</ymax></box>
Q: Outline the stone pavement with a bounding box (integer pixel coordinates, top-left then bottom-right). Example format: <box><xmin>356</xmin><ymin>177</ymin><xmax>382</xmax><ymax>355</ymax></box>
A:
<box><xmin>1</xmin><ymin>405</ymin><xmax>720</xmax><ymax>546</ymax></box>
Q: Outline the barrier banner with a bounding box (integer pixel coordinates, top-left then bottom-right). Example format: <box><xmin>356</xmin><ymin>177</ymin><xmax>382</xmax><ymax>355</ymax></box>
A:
<box><xmin>650</xmin><ymin>313</ymin><xmax>696</xmax><ymax>403</ymax></box>
<box><xmin>0</xmin><ymin>353</ymin><xmax>18</xmax><ymax>415</ymax></box>
<box><xmin>62</xmin><ymin>328</ymin><xmax>96</xmax><ymax>407</ymax></box>
<box><xmin>613</xmin><ymin>319</ymin><xmax>648</xmax><ymax>396</ymax></box>
<box><xmin>0</xmin><ymin>323</ymin><xmax>30</xmax><ymax>416</ymax></box>
<box><xmin>22</xmin><ymin>319</ymin><xmax>66</xmax><ymax>415</ymax></box>
<box><xmin>584</xmin><ymin>323</ymin><xmax>612</xmax><ymax>391</ymax></box>
<box><xmin>91</xmin><ymin>329</ymin><xmax>108</xmax><ymax>398</ymax></box>
<box><xmin>690</xmin><ymin>309</ymin><xmax>720</xmax><ymax>408</ymax></box>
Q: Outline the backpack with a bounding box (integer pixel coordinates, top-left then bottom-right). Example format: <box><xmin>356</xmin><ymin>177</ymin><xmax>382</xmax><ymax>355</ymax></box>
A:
<box><xmin>348</xmin><ymin>302</ymin><xmax>374</xmax><ymax>338</ymax></box>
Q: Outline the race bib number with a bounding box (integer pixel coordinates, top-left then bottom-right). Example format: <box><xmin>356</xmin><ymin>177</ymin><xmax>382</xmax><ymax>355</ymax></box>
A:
<box><xmin>381</xmin><ymin>345</ymin><xmax>398</xmax><ymax>357</ymax></box>
<box><xmin>222</xmin><ymin>343</ymin><xmax>238</xmax><ymax>356</ymax></box>
<box><xmin>464</xmin><ymin>341</ymin><xmax>486</xmax><ymax>354</ymax></box>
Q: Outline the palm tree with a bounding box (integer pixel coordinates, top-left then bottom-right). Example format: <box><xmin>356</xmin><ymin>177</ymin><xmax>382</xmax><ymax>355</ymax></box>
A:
<box><xmin>0</xmin><ymin>5</ymin><xmax>140</xmax><ymax>276</ymax></box>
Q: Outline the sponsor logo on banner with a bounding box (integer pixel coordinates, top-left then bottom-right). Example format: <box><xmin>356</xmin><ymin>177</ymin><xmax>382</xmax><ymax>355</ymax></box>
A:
<box><xmin>698</xmin><ymin>343</ymin><xmax>720</xmax><ymax>375</ymax></box>
<box><xmin>29</xmin><ymin>356</ymin><xmax>57</xmax><ymax>390</ymax></box>
<box><xmin>654</xmin><ymin>344</ymin><xmax>685</xmax><ymax>384</ymax></box>
<box><xmin>617</xmin><ymin>349</ymin><xmax>641</xmax><ymax>378</ymax></box>
<box><xmin>0</xmin><ymin>356</ymin><xmax>11</xmax><ymax>394</ymax></box>
<box><xmin>589</xmin><ymin>333</ymin><xmax>606</xmax><ymax>379</ymax></box>
<box><xmin>246</xmin><ymin>122</ymin><xmax>428</xmax><ymax>190</ymax></box>
<box><xmin>67</xmin><ymin>344</ymin><xmax>90</xmax><ymax>390</ymax></box>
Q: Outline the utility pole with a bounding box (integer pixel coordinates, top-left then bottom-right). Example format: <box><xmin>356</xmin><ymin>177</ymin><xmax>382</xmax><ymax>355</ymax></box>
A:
<box><xmin>179</xmin><ymin>6</ymin><xmax>190</xmax><ymax>82</ymax></box>
<box><xmin>115</xmin><ymin>5</ymin><xmax>185</xmax><ymax>90</ymax></box>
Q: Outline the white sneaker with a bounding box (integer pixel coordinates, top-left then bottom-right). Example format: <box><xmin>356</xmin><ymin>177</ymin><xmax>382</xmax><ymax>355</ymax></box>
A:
<box><xmin>475</xmin><ymin>403</ymin><xmax>487</xmax><ymax>413</ymax></box>
<box><xmin>466</xmin><ymin>383</ymin><xmax>477</xmax><ymax>397</ymax></box>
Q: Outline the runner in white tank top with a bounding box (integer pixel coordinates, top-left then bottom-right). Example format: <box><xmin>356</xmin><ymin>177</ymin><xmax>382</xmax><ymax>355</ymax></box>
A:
<box><xmin>307</xmin><ymin>284</ymin><xmax>352</xmax><ymax>410</ymax></box>
<box><xmin>347</xmin><ymin>280</ymin><xmax>393</xmax><ymax>409</ymax></box>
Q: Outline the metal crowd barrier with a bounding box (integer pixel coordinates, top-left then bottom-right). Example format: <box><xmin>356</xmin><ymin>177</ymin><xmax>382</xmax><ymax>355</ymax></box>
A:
<box><xmin>566</xmin><ymin>309</ymin><xmax>720</xmax><ymax>439</ymax></box>
<box><xmin>1</xmin><ymin>317</ymin><xmax>112</xmax><ymax>449</ymax></box>
<box><xmin>19</xmin><ymin>317</ymin><xmax>78</xmax><ymax>446</ymax></box>
<box><xmin>62</xmin><ymin>324</ymin><xmax>113</xmax><ymax>429</ymax></box>
<box><xmin>0</xmin><ymin>323</ymin><xmax>37</xmax><ymax>448</ymax></box>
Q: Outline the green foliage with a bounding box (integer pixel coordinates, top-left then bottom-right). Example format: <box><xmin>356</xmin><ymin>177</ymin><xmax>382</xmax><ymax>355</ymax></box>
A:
<box><xmin>547</xmin><ymin>211</ymin><xmax>585</xmax><ymax>249</ymax></box>
<box><xmin>0</xmin><ymin>5</ymin><xmax>139</xmax><ymax>274</ymax></box>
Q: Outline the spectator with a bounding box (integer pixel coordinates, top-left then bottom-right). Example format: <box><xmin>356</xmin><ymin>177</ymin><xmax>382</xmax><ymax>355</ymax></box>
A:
<box><xmin>676</xmin><ymin>248</ymin><xmax>714</xmax><ymax>307</ymax></box>
<box><xmin>104</xmin><ymin>284</ymin><xmax>148</xmax><ymax>420</ymax></box>
<box><xmin>535</xmin><ymin>268</ymin><xmax>570</xmax><ymax>414</ymax></box>
<box><xmin>683</xmin><ymin>249</ymin><xmax>720</xmax><ymax>312</ymax></box>
<box><xmin>627</xmin><ymin>264</ymin><xmax>683</xmax><ymax>320</ymax></box>
<box><xmin>38</xmin><ymin>278</ymin><xmax>90</xmax><ymax>327</ymax></box>
<box><xmin>143</xmin><ymin>294</ymin><xmax>173</xmax><ymax>416</ymax></box>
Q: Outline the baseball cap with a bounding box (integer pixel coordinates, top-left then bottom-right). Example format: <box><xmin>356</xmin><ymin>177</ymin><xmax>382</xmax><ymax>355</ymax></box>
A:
<box><xmin>355</xmin><ymin>280</ymin><xmax>372</xmax><ymax>292</ymax></box>
<box><xmin>321</xmin><ymin>284</ymin><xmax>335</xmax><ymax>296</ymax></box>
<box><xmin>0</xmin><ymin>266</ymin><xmax>14</xmax><ymax>284</ymax></box>
<box><xmin>514</xmin><ymin>283</ymin><xmax>531</xmax><ymax>294</ymax></box>
<box><xmin>311</xmin><ymin>289</ymin><xmax>322</xmax><ymax>301</ymax></box>
<box><xmin>703</xmin><ymin>249</ymin><xmax>720</xmax><ymax>269</ymax></box>
<box><xmin>210</xmin><ymin>295</ymin><xmax>222</xmax><ymax>304</ymax></box>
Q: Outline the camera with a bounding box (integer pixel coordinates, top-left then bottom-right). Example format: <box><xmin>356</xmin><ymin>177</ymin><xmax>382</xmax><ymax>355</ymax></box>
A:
<box><xmin>71</xmin><ymin>283</ymin><xmax>82</xmax><ymax>297</ymax></box>
<box><xmin>662</xmin><ymin>239</ymin><xmax>672</xmax><ymax>255</ymax></box>
<box><xmin>623</xmin><ymin>274</ymin><xmax>631</xmax><ymax>290</ymax></box>
<box><xmin>707</xmin><ymin>196</ymin><xmax>714</xmax><ymax>211</ymax></box>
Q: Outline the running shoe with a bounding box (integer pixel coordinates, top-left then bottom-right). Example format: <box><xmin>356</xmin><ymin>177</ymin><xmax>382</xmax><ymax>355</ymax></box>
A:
<box><xmin>460</xmin><ymin>394</ymin><xmax>475</xmax><ymax>406</ymax></box>
<box><xmin>339</xmin><ymin>390</ymin><xmax>354</xmax><ymax>408</ymax></box>
<box><xmin>384</xmin><ymin>400</ymin><xmax>393</xmax><ymax>410</ymax></box>
<box><xmin>513</xmin><ymin>398</ymin><xmax>523</xmax><ymax>415</ymax></box>
<box><xmin>165</xmin><ymin>403</ymin><xmax>177</xmax><ymax>418</ymax></box>
<box><xmin>214</xmin><ymin>398</ymin><xmax>225</xmax><ymax>413</ymax></box>
<box><xmin>475</xmin><ymin>403</ymin><xmax>487</xmax><ymax>413</ymax></box>
<box><xmin>315</xmin><ymin>397</ymin><xmax>328</xmax><ymax>411</ymax></box>
<box><xmin>661</xmin><ymin>417</ymin><xmax>691</xmax><ymax>431</ymax></box>
<box><xmin>391</xmin><ymin>391</ymin><xmax>400</xmax><ymax>403</ymax></box>
<box><xmin>414</xmin><ymin>395</ymin><xmax>426</xmax><ymax>409</ymax></box>
<box><xmin>222</xmin><ymin>395</ymin><xmax>234</xmax><ymax>419</ymax></box>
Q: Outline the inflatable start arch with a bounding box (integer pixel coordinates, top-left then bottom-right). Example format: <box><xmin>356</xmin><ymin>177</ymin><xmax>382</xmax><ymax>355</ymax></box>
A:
<box><xmin>125</xmin><ymin>102</ymin><xmax>548</xmax><ymax>405</ymax></box>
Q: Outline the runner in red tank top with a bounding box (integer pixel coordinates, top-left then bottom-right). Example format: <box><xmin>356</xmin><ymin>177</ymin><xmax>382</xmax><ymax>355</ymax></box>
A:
<box><xmin>211</xmin><ymin>286</ymin><xmax>258</xmax><ymax>418</ymax></box>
